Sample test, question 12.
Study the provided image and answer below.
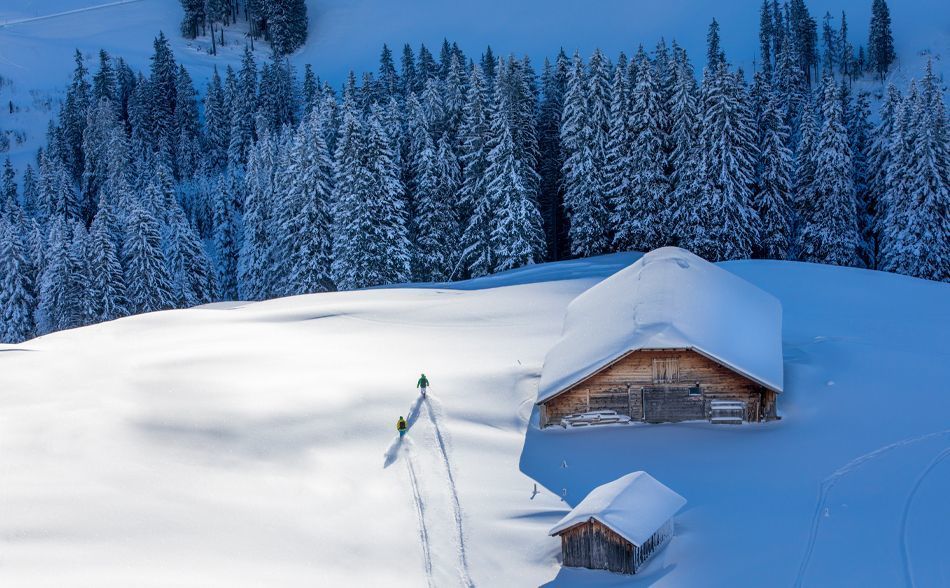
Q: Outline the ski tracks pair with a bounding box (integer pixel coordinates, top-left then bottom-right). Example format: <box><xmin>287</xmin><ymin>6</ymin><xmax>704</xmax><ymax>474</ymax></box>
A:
<box><xmin>400</xmin><ymin>395</ymin><xmax>474</xmax><ymax>588</ymax></box>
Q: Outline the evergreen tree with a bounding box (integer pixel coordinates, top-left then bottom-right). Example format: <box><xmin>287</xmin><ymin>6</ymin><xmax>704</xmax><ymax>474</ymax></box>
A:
<box><xmin>682</xmin><ymin>63</ymin><xmax>759</xmax><ymax>260</ymax></box>
<box><xmin>880</xmin><ymin>67</ymin><xmax>950</xmax><ymax>281</ymax></box>
<box><xmin>122</xmin><ymin>202</ymin><xmax>174</xmax><ymax>314</ymax></box>
<box><xmin>174</xmin><ymin>65</ymin><xmax>202</xmax><ymax>180</ymax></box>
<box><xmin>228</xmin><ymin>49</ymin><xmax>258</xmax><ymax>166</ymax></box>
<box><xmin>560</xmin><ymin>52</ymin><xmax>609</xmax><ymax>257</ymax></box>
<box><xmin>87</xmin><ymin>199</ymin><xmax>128</xmax><ymax>322</ymax></box>
<box><xmin>35</xmin><ymin>219</ymin><xmax>73</xmax><ymax>335</ymax></box>
<box><xmin>849</xmin><ymin>91</ymin><xmax>875</xmax><ymax>267</ymax></box>
<box><xmin>204</xmin><ymin>68</ymin><xmax>230</xmax><ymax>170</ymax></box>
<box><xmin>537</xmin><ymin>52</ymin><xmax>569</xmax><ymax>260</ymax></box>
<box><xmin>332</xmin><ymin>108</ymin><xmax>411</xmax><ymax>289</ymax></box>
<box><xmin>0</xmin><ymin>218</ymin><xmax>34</xmax><ymax>343</ymax></box>
<box><xmin>486</xmin><ymin>90</ymin><xmax>545</xmax><ymax>272</ymax></box>
<box><xmin>92</xmin><ymin>49</ymin><xmax>116</xmax><ymax>103</ymax></box>
<box><xmin>211</xmin><ymin>172</ymin><xmax>241</xmax><ymax>300</ymax></box>
<box><xmin>753</xmin><ymin>84</ymin><xmax>793</xmax><ymax>259</ymax></box>
<box><xmin>273</xmin><ymin>109</ymin><xmax>334</xmax><ymax>295</ymax></box>
<box><xmin>61</xmin><ymin>50</ymin><xmax>91</xmax><ymax>182</ymax></box>
<box><xmin>615</xmin><ymin>50</ymin><xmax>669</xmax><ymax>251</ymax></box>
<box><xmin>868</xmin><ymin>0</ymin><xmax>896</xmax><ymax>81</ymax></box>
<box><xmin>164</xmin><ymin>206</ymin><xmax>217</xmax><ymax>307</ymax></box>
<box><xmin>238</xmin><ymin>130</ymin><xmax>280</xmax><ymax>300</ymax></box>
<box><xmin>798</xmin><ymin>77</ymin><xmax>859</xmax><ymax>266</ymax></box>
<box><xmin>458</xmin><ymin>64</ymin><xmax>495</xmax><ymax>277</ymax></box>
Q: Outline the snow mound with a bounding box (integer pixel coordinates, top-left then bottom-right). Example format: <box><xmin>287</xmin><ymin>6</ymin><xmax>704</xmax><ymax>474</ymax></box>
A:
<box><xmin>537</xmin><ymin>247</ymin><xmax>783</xmax><ymax>403</ymax></box>
<box><xmin>549</xmin><ymin>471</ymin><xmax>686</xmax><ymax>547</ymax></box>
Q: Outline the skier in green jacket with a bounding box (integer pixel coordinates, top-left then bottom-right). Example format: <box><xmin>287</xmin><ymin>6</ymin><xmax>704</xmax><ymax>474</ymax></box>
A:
<box><xmin>417</xmin><ymin>373</ymin><xmax>429</xmax><ymax>397</ymax></box>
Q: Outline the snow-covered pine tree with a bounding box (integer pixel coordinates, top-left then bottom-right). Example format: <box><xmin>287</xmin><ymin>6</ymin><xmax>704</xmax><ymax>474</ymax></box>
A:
<box><xmin>797</xmin><ymin>76</ymin><xmax>859</xmax><ymax>267</ymax></box>
<box><xmin>879</xmin><ymin>67</ymin><xmax>950</xmax><ymax>281</ymax></box>
<box><xmin>228</xmin><ymin>48</ymin><xmax>258</xmax><ymax>167</ymax></box>
<box><xmin>682</xmin><ymin>62</ymin><xmax>759</xmax><ymax>261</ymax></box>
<box><xmin>753</xmin><ymin>83</ymin><xmax>793</xmax><ymax>259</ymax></box>
<box><xmin>331</xmin><ymin>107</ymin><xmax>411</xmax><ymax>290</ymax></box>
<box><xmin>122</xmin><ymin>201</ymin><xmax>174</xmax><ymax>314</ymax></box>
<box><xmin>868</xmin><ymin>0</ymin><xmax>896</xmax><ymax>81</ymax></box>
<box><xmin>21</xmin><ymin>165</ymin><xmax>39</xmax><ymax>219</ymax></box>
<box><xmin>1</xmin><ymin>159</ymin><xmax>16</xmax><ymax>212</ymax></box>
<box><xmin>759</xmin><ymin>0</ymin><xmax>774</xmax><ymax>75</ymax></box>
<box><xmin>61</xmin><ymin>50</ymin><xmax>91</xmax><ymax>183</ymax></box>
<box><xmin>792</xmin><ymin>92</ymin><xmax>819</xmax><ymax>226</ymax></box>
<box><xmin>272</xmin><ymin>109</ymin><xmax>334</xmax><ymax>295</ymax></box>
<box><xmin>148</xmin><ymin>33</ymin><xmax>179</xmax><ymax>154</ymax></box>
<box><xmin>560</xmin><ymin>52</ymin><xmax>609</xmax><ymax>257</ymax></box>
<box><xmin>867</xmin><ymin>84</ymin><xmax>902</xmax><ymax>255</ymax></box>
<box><xmin>486</xmin><ymin>88</ymin><xmax>545</xmax><ymax>272</ymax></box>
<box><xmin>164</xmin><ymin>206</ymin><xmax>217</xmax><ymax>307</ymax></box>
<box><xmin>87</xmin><ymin>198</ymin><xmax>128</xmax><ymax>322</ymax></box>
<box><xmin>174</xmin><ymin>65</ymin><xmax>201</xmax><ymax>181</ymax></box>
<box><xmin>92</xmin><ymin>50</ymin><xmax>116</xmax><ymax>104</ymax></box>
<box><xmin>204</xmin><ymin>67</ymin><xmax>230</xmax><ymax>171</ymax></box>
<box><xmin>238</xmin><ymin>129</ymin><xmax>280</xmax><ymax>300</ymax></box>
<box><xmin>35</xmin><ymin>218</ymin><xmax>71</xmax><ymax>335</ymax></box>
<box><xmin>412</xmin><ymin>129</ymin><xmax>460</xmax><ymax>282</ymax></box>
<box><xmin>80</xmin><ymin>98</ymin><xmax>125</xmax><ymax>222</ymax></box>
<box><xmin>66</xmin><ymin>221</ymin><xmax>95</xmax><ymax>328</ymax></box>
<box><xmin>603</xmin><ymin>59</ymin><xmax>632</xmax><ymax>250</ymax></box>
<box><xmin>458</xmin><ymin>64</ymin><xmax>495</xmax><ymax>278</ymax></box>
<box><xmin>0</xmin><ymin>218</ymin><xmax>35</xmax><ymax>343</ymax></box>
<box><xmin>849</xmin><ymin>91</ymin><xmax>875</xmax><ymax>267</ymax></box>
<box><xmin>211</xmin><ymin>171</ymin><xmax>240</xmax><ymax>301</ymax></box>
<box><xmin>537</xmin><ymin>52</ymin><xmax>569</xmax><ymax>260</ymax></box>
<box><xmin>614</xmin><ymin>49</ymin><xmax>670</xmax><ymax>252</ymax></box>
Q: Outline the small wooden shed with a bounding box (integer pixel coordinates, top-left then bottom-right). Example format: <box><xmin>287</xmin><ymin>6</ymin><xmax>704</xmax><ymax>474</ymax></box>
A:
<box><xmin>537</xmin><ymin>247</ymin><xmax>784</xmax><ymax>427</ymax></box>
<box><xmin>550</xmin><ymin>471</ymin><xmax>686</xmax><ymax>575</ymax></box>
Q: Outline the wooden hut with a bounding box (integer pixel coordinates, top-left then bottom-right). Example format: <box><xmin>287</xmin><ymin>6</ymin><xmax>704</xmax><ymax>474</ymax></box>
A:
<box><xmin>536</xmin><ymin>247</ymin><xmax>784</xmax><ymax>427</ymax></box>
<box><xmin>550</xmin><ymin>471</ymin><xmax>686</xmax><ymax>575</ymax></box>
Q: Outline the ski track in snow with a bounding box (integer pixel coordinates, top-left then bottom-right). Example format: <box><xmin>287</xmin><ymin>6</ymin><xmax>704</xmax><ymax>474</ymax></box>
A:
<box><xmin>394</xmin><ymin>392</ymin><xmax>474</xmax><ymax>588</ymax></box>
<box><xmin>0</xmin><ymin>0</ymin><xmax>144</xmax><ymax>28</ymax></box>
<box><xmin>899</xmin><ymin>447</ymin><xmax>950</xmax><ymax>588</ymax></box>
<box><xmin>404</xmin><ymin>445</ymin><xmax>435</xmax><ymax>588</ymax></box>
<box><xmin>423</xmin><ymin>395</ymin><xmax>475</xmax><ymax>588</ymax></box>
<box><xmin>794</xmin><ymin>430</ymin><xmax>950</xmax><ymax>588</ymax></box>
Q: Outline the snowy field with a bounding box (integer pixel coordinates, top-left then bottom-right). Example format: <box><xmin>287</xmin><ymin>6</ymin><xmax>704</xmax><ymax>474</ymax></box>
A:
<box><xmin>1</xmin><ymin>0</ymin><xmax>948</xmax><ymax>171</ymax></box>
<box><xmin>2</xmin><ymin>253</ymin><xmax>949</xmax><ymax>586</ymax></box>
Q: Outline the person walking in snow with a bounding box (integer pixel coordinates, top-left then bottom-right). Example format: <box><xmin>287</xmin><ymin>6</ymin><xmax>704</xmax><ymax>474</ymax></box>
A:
<box><xmin>397</xmin><ymin>416</ymin><xmax>408</xmax><ymax>437</ymax></box>
<box><xmin>417</xmin><ymin>373</ymin><xmax>429</xmax><ymax>397</ymax></box>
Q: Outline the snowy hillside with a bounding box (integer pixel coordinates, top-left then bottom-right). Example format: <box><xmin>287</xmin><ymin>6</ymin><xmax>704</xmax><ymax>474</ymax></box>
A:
<box><xmin>1</xmin><ymin>0</ymin><xmax>947</xmax><ymax>168</ymax></box>
<box><xmin>2</xmin><ymin>254</ymin><xmax>949</xmax><ymax>586</ymax></box>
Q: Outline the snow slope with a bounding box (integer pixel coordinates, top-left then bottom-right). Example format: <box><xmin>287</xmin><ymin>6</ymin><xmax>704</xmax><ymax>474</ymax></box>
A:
<box><xmin>1</xmin><ymin>0</ymin><xmax>947</xmax><ymax>170</ymax></box>
<box><xmin>1</xmin><ymin>253</ymin><xmax>949</xmax><ymax>586</ymax></box>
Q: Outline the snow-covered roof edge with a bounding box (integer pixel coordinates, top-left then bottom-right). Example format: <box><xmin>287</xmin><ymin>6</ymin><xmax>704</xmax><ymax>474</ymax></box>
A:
<box><xmin>536</xmin><ymin>247</ymin><xmax>784</xmax><ymax>405</ymax></box>
<box><xmin>549</xmin><ymin>471</ymin><xmax>687</xmax><ymax>547</ymax></box>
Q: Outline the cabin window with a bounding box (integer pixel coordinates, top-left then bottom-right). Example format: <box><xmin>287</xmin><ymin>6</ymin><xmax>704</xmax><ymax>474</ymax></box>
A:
<box><xmin>652</xmin><ymin>358</ymin><xmax>679</xmax><ymax>383</ymax></box>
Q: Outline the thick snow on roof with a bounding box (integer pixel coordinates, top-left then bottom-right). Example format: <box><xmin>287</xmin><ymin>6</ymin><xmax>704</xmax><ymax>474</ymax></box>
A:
<box><xmin>549</xmin><ymin>471</ymin><xmax>687</xmax><ymax>546</ymax></box>
<box><xmin>537</xmin><ymin>247</ymin><xmax>784</xmax><ymax>403</ymax></box>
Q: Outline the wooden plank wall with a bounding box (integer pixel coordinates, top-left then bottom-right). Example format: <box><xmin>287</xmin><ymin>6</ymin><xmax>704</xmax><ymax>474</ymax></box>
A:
<box><xmin>559</xmin><ymin>520</ymin><xmax>635</xmax><ymax>574</ymax></box>
<box><xmin>558</xmin><ymin>518</ymin><xmax>674</xmax><ymax>575</ymax></box>
<box><xmin>541</xmin><ymin>349</ymin><xmax>775</xmax><ymax>426</ymax></box>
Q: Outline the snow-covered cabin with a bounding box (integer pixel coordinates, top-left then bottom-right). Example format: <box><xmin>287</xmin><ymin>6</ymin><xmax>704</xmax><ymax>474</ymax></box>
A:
<box><xmin>536</xmin><ymin>247</ymin><xmax>783</xmax><ymax>427</ymax></box>
<box><xmin>550</xmin><ymin>471</ymin><xmax>686</xmax><ymax>575</ymax></box>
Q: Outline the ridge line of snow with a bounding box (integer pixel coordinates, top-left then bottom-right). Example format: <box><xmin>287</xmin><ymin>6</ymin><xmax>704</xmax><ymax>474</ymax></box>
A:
<box><xmin>899</xmin><ymin>447</ymin><xmax>950</xmax><ymax>588</ymax></box>
<box><xmin>0</xmin><ymin>0</ymin><xmax>144</xmax><ymax>28</ymax></box>
<box><xmin>794</xmin><ymin>430</ymin><xmax>950</xmax><ymax>588</ymax></box>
